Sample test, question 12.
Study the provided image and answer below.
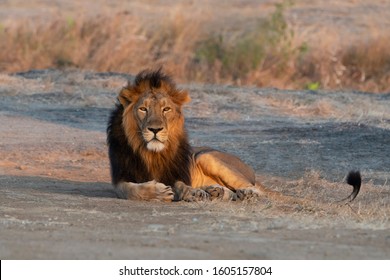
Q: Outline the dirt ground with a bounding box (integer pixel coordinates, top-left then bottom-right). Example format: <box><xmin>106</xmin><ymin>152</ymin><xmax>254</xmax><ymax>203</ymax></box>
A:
<box><xmin>0</xmin><ymin>70</ymin><xmax>389</xmax><ymax>259</ymax></box>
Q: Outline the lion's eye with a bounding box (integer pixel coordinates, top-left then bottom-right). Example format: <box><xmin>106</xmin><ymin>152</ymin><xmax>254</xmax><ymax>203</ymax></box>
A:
<box><xmin>163</xmin><ymin>107</ymin><xmax>171</xmax><ymax>113</ymax></box>
<box><xmin>139</xmin><ymin>107</ymin><xmax>147</xmax><ymax>112</ymax></box>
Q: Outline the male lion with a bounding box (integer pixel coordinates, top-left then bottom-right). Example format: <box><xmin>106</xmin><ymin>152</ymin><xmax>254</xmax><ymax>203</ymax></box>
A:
<box><xmin>107</xmin><ymin>69</ymin><xmax>361</xmax><ymax>202</ymax></box>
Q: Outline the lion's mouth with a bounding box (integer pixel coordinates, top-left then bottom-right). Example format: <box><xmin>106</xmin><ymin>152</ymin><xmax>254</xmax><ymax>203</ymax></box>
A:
<box><xmin>143</xmin><ymin>129</ymin><xmax>167</xmax><ymax>152</ymax></box>
<box><xmin>146</xmin><ymin>139</ymin><xmax>165</xmax><ymax>152</ymax></box>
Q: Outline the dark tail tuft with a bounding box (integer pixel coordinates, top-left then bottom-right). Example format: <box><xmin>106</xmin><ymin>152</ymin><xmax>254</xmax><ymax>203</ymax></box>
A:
<box><xmin>347</xmin><ymin>171</ymin><xmax>361</xmax><ymax>189</ymax></box>
<box><xmin>338</xmin><ymin>170</ymin><xmax>361</xmax><ymax>203</ymax></box>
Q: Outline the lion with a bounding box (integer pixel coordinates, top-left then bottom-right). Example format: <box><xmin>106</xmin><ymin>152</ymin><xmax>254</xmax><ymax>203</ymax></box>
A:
<box><xmin>107</xmin><ymin>69</ymin><xmax>361</xmax><ymax>202</ymax></box>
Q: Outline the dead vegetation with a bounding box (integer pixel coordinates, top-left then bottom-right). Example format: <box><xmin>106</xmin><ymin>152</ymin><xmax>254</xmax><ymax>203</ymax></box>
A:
<box><xmin>1</xmin><ymin>0</ymin><xmax>390</xmax><ymax>92</ymax></box>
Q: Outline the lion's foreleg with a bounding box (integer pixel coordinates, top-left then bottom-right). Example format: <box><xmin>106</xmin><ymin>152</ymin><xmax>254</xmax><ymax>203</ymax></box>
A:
<box><xmin>115</xmin><ymin>181</ymin><xmax>174</xmax><ymax>202</ymax></box>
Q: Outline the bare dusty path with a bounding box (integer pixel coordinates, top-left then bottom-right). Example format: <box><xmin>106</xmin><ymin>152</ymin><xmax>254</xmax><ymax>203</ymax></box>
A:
<box><xmin>0</xmin><ymin>70</ymin><xmax>389</xmax><ymax>259</ymax></box>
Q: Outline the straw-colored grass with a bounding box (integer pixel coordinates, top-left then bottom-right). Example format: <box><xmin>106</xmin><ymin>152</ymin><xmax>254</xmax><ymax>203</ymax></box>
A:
<box><xmin>1</xmin><ymin>0</ymin><xmax>390</xmax><ymax>92</ymax></box>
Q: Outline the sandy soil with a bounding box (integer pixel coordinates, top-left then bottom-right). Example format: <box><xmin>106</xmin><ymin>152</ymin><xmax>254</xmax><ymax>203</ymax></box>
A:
<box><xmin>0</xmin><ymin>70</ymin><xmax>389</xmax><ymax>259</ymax></box>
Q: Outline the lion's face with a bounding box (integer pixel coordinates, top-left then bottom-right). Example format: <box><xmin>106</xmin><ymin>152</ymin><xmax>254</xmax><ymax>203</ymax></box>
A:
<box><xmin>134</xmin><ymin>92</ymin><xmax>179</xmax><ymax>152</ymax></box>
<box><xmin>118</xmin><ymin>71</ymin><xmax>190</xmax><ymax>154</ymax></box>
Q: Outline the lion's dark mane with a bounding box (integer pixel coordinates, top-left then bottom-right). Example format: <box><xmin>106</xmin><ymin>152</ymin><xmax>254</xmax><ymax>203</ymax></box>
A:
<box><xmin>106</xmin><ymin>70</ymin><xmax>192</xmax><ymax>187</ymax></box>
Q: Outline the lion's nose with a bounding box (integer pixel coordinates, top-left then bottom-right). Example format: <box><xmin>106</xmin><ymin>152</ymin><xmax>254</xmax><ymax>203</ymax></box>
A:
<box><xmin>148</xmin><ymin>127</ymin><xmax>163</xmax><ymax>135</ymax></box>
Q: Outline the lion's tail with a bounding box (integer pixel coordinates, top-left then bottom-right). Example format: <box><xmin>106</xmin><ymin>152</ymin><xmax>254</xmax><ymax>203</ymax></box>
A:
<box><xmin>336</xmin><ymin>170</ymin><xmax>361</xmax><ymax>203</ymax></box>
<box><xmin>256</xmin><ymin>170</ymin><xmax>362</xmax><ymax>204</ymax></box>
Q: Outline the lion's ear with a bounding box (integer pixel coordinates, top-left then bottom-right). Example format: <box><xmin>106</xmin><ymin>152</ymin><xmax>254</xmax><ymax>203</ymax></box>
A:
<box><xmin>175</xmin><ymin>90</ymin><xmax>191</xmax><ymax>106</ymax></box>
<box><xmin>182</xmin><ymin>91</ymin><xmax>191</xmax><ymax>104</ymax></box>
<box><xmin>118</xmin><ymin>88</ymin><xmax>133</xmax><ymax>107</ymax></box>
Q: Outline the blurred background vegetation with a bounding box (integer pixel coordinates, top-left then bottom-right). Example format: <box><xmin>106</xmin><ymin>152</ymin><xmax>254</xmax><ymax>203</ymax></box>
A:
<box><xmin>1</xmin><ymin>0</ymin><xmax>390</xmax><ymax>92</ymax></box>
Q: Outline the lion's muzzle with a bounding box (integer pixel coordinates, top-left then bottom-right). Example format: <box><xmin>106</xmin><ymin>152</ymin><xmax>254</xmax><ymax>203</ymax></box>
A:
<box><xmin>143</xmin><ymin>126</ymin><xmax>168</xmax><ymax>152</ymax></box>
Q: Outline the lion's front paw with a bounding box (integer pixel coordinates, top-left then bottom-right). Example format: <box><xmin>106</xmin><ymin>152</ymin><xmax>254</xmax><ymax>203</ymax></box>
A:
<box><xmin>236</xmin><ymin>188</ymin><xmax>261</xmax><ymax>201</ymax></box>
<box><xmin>154</xmin><ymin>182</ymin><xmax>175</xmax><ymax>202</ymax></box>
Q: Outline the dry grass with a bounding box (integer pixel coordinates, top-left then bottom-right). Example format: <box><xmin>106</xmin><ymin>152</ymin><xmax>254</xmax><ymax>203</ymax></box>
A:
<box><xmin>295</xmin><ymin>36</ymin><xmax>390</xmax><ymax>93</ymax></box>
<box><xmin>252</xmin><ymin>171</ymin><xmax>390</xmax><ymax>228</ymax></box>
<box><xmin>1</xmin><ymin>0</ymin><xmax>390</xmax><ymax>92</ymax></box>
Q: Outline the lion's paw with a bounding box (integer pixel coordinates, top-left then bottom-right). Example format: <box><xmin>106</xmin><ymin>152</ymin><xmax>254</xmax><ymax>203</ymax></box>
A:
<box><xmin>183</xmin><ymin>188</ymin><xmax>210</xmax><ymax>202</ymax></box>
<box><xmin>204</xmin><ymin>185</ymin><xmax>236</xmax><ymax>201</ymax></box>
<box><xmin>204</xmin><ymin>185</ymin><xmax>224</xmax><ymax>200</ymax></box>
<box><xmin>236</xmin><ymin>187</ymin><xmax>261</xmax><ymax>201</ymax></box>
<box><xmin>154</xmin><ymin>182</ymin><xmax>175</xmax><ymax>202</ymax></box>
<box><xmin>156</xmin><ymin>183</ymin><xmax>174</xmax><ymax>201</ymax></box>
